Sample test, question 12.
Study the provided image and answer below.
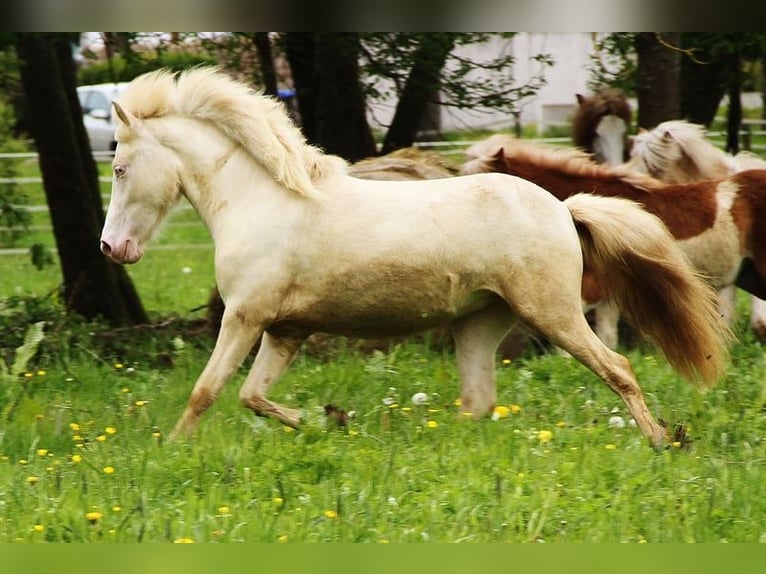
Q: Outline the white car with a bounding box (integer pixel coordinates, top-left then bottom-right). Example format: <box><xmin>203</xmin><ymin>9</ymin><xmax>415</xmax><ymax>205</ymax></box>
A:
<box><xmin>77</xmin><ymin>82</ymin><xmax>129</xmax><ymax>152</ymax></box>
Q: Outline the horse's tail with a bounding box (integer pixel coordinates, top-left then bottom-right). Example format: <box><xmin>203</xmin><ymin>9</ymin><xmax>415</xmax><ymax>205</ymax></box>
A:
<box><xmin>564</xmin><ymin>193</ymin><xmax>732</xmax><ymax>387</ymax></box>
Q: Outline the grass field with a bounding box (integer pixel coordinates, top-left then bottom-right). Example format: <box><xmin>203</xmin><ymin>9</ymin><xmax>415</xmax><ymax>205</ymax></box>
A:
<box><xmin>1</xmin><ymin>150</ymin><xmax>765</xmax><ymax>543</ymax></box>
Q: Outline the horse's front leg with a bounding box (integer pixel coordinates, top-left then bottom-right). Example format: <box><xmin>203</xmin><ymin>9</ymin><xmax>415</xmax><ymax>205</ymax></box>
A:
<box><xmin>238</xmin><ymin>331</ymin><xmax>306</xmax><ymax>427</ymax></box>
<box><xmin>168</xmin><ymin>308</ymin><xmax>263</xmax><ymax>440</ymax></box>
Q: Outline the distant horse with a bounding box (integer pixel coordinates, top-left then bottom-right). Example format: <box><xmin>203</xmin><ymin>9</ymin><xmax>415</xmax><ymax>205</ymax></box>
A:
<box><xmin>461</xmin><ymin>134</ymin><xmax>766</xmax><ymax>348</ymax></box>
<box><xmin>100</xmin><ymin>68</ymin><xmax>729</xmax><ymax>448</ymax></box>
<box><xmin>625</xmin><ymin>119</ymin><xmax>766</xmax><ymax>184</ymax></box>
<box><xmin>626</xmin><ymin>119</ymin><xmax>766</xmax><ymax>339</ymax></box>
<box><xmin>348</xmin><ymin>147</ymin><xmax>455</xmax><ymax>180</ymax></box>
<box><xmin>572</xmin><ymin>88</ymin><xmax>632</xmax><ymax>165</ymax></box>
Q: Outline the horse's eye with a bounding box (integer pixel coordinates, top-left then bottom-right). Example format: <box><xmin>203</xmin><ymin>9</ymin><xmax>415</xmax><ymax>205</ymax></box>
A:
<box><xmin>114</xmin><ymin>164</ymin><xmax>127</xmax><ymax>177</ymax></box>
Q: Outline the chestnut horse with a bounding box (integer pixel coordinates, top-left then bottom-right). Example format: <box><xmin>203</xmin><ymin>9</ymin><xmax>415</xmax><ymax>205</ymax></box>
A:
<box><xmin>99</xmin><ymin>68</ymin><xmax>729</xmax><ymax>448</ymax></box>
<box><xmin>461</xmin><ymin>134</ymin><xmax>766</xmax><ymax>347</ymax></box>
<box><xmin>626</xmin><ymin>119</ymin><xmax>766</xmax><ymax>339</ymax></box>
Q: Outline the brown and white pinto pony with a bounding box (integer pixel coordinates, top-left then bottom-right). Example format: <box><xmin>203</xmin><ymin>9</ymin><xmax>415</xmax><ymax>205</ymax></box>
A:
<box><xmin>461</xmin><ymin>134</ymin><xmax>766</xmax><ymax>347</ymax></box>
<box><xmin>626</xmin><ymin>119</ymin><xmax>766</xmax><ymax>339</ymax></box>
<box><xmin>572</xmin><ymin>88</ymin><xmax>632</xmax><ymax>166</ymax></box>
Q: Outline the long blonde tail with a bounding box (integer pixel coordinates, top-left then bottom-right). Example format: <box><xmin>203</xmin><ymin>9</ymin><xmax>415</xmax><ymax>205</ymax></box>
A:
<box><xmin>565</xmin><ymin>193</ymin><xmax>732</xmax><ymax>387</ymax></box>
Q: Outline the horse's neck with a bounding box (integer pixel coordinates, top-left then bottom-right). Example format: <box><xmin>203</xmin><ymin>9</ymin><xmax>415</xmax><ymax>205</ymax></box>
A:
<box><xmin>168</xmin><ymin>122</ymin><xmax>303</xmax><ymax>242</ymax></box>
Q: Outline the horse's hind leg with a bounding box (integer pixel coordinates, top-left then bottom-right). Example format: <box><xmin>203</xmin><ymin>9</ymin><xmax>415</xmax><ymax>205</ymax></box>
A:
<box><xmin>451</xmin><ymin>300</ymin><xmax>517</xmax><ymax>418</ymax></box>
<box><xmin>238</xmin><ymin>331</ymin><xmax>306</xmax><ymax>427</ymax></box>
<box><xmin>502</xmin><ymin>279</ymin><xmax>666</xmax><ymax>447</ymax></box>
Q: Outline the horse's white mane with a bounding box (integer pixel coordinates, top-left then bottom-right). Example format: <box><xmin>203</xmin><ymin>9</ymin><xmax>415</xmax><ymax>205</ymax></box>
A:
<box><xmin>464</xmin><ymin>133</ymin><xmax>659</xmax><ymax>189</ymax></box>
<box><xmin>117</xmin><ymin>67</ymin><xmax>347</xmax><ymax>199</ymax></box>
<box><xmin>629</xmin><ymin>120</ymin><xmax>735</xmax><ymax>181</ymax></box>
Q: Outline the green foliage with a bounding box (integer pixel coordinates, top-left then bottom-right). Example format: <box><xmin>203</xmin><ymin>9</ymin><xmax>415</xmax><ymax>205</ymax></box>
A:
<box><xmin>0</xmin><ymin>320</ymin><xmax>44</xmax><ymax>422</ymax></box>
<box><xmin>77</xmin><ymin>51</ymin><xmax>217</xmax><ymax>85</ymax></box>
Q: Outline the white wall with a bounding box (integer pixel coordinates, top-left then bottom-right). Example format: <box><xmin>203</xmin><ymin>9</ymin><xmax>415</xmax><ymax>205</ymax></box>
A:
<box><xmin>367</xmin><ymin>33</ymin><xmax>601</xmax><ymax>135</ymax></box>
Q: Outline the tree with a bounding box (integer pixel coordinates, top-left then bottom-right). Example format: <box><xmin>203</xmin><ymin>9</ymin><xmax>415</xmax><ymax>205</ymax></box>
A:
<box><xmin>634</xmin><ymin>33</ymin><xmax>681</xmax><ymax>129</ymax></box>
<box><xmin>283</xmin><ymin>33</ymin><xmax>376</xmax><ymax>161</ymax></box>
<box><xmin>16</xmin><ymin>33</ymin><xmax>148</xmax><ymax>325</ymax></box>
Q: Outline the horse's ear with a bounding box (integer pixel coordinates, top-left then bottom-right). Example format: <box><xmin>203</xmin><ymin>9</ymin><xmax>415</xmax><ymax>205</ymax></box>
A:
<box><xmin>662</xmin><ymin>130</ymin><xmax>675</xmax><ymax>142</ymax></box>
<box><xmin>112</xmin><ymin>101</ymin><xmax>135</xmax><ymax>128</ymax></box>
<box><xmin>576</xmin><ymin>93</ymin><xmax>585</xmax><ymax>104</ymax></box>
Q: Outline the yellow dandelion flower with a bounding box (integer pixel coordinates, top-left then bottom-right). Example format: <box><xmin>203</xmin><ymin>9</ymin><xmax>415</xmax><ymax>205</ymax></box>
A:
<box><xmin>461</xmin><ymin>412</ymin><xmax>473</xmax><ymax>418</ymax></box>
<box><xmin>510</xmin><ymin>404</ymin><xmax>521</xmax><ymax>414</ymax></box>
<box><xmin>537</xmin><ymin>430</ymin><xmax>553</xmax><ymax>443</ymax></box>
<box><xmin>26</xmin><ymin>476</ymin><xmax>40</xmax><ymax>485</ymax></box>
<box><xmin>426</xmin><ymin>420</ymin><xmax>438</xmax><ymax>429</ymax></box>
<box><xmin>114</xmin><ymin>363</ymin><xmax>124</xmax><ymax>370</ymax></box>
<box><xmin>273</xmin><ymin>497</ymin><xmax>284</xmax><ymax>507</ymax></box>
<box><xmin>173</xmin><ymin>537</ymin><xmax>194</xmax><ymax>543</ymax></box>
<box><xmin>134</xmin><ymin>400</ymin><xmax>148</xmax><ymax>407</ymax></box>
<box><xmin>605</xmin><ymin>443</ymin><xmax>617</xmax><ymax>450</ymax></box>
<box><xmin>501</xmin><ymin>358</ymin><xmax>512</xmax><ymax>365</ymax></box>
<box><xmin>96</xmin><ymin>435</ymin><xmax>106</xmax><ymax>442</ymax></box>
<box><xmin>103</xmin><ymin>466</ymin><xmax>115</xmax><ymax>474</ymax></box>
<box><xmin>556</xmin><ymin>421</ymin><xmax>567</xmax><ymax>428</ymax></box>
<box><xmin>105</xmin><ymin>426</ymin><xmax>117</xmax><ymax>435</ymax></box>
<box><xmin>492</xmin><ymin>405</ymin><xmax>510</xmax><ymax>419</ymax></box>
<box><xmin>121</xmin><ymin>387</ymin><xmax>130</xmax><ymax>393</ymax></box>
<box><xmin>671</xmin><ymin>441</ymin><xmax>682</xmax><ymax>449</ymax></box>
<box><xmin>36</xmin><ymin>449</ymin><xmax>48</xmax><ymax>457</ymax></box>
<box><xmin>18</xmin><ymin>459</ymin><xmax>28</xmax><ymax>465</ymax></box>
<box><xmin>32</xmin><ymin>524</ymin><xmax>44</xmax><ymax>533</ymax></box>
<box><xmin>37</xmin><ymin>370</ymin><xmax>46</xmax><ymax>376</ymax></box>
<box><xmin>277</xmin><ymin>534</ymin><xmax>288</xmax><ymax>543</ymax></box>
<box><xmin>517</xmin><ymin>472</ymin><xmax>525</xmax><ymax>479</ymax></box>
<box><xmin>112</xmin><ymin>506</ymin><xmax>122</xmax><ymax>512</ymax></box>
<box><xmin>217</xmin><ymin>506</ymin><xmax>231</xmax><ymax>516</ymax></box>
<box><xmin>35</xmin><ymin>414</ymin><xmax>44</xmax><ymax>421</ymax></box>
<box><xmin>72</xmin><ymin>435</ymin><xmax>82</xmax><ymax>442</ymax></box>
<box><xmin>348</xmin><ymin>429</ymin><xmax>359</xmax><ymax>436</ymax></box>
<box><xmin>324</xmin><ymin>510</ymin><xmax>338</xmax><ymax>519</ymax></box>
<box><xmin>24</xmin><ymin>372</ymin><xmax>33</xmax><ymax>378</ymax></box>
<box><xmin>388</xmin><ymin>403</ymin><xmax>399</xmax><ymax>409</ymax></box>
<box><xmin>86</xmin><ymin>511</ymin><xmax>103</xmax><ymax>523</ymax></box>
<box><xmin>453</xmin><ymin>398</ymin><xmax>462</xmax><ymax>407</ymax></box>
<box><xmin>152</xmin><ymin>432</ymin><xmax>161</xmax><ymax>439</ymax></box>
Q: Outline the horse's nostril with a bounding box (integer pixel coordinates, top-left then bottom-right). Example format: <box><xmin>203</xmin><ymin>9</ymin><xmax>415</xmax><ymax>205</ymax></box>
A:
<box><xmin>100</xmin><ymin>240</ymin><xmax>112</xmax><ymax>255</ymax></box>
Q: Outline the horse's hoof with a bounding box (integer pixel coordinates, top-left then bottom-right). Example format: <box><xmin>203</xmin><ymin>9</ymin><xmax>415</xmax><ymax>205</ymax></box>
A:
<box><xmin>659</xmin><ymin>418</ymin><xmax>693</xmax><ymax>450</ymax></box>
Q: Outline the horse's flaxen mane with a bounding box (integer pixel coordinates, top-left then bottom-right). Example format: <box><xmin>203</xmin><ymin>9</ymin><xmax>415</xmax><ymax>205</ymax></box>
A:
<box><xmin>572</xmin><ymin>88</ymin><xmax>631</xmax><ymax>152</ymax></box>
<box><xmin>624</xmin><ymin>119</ymin><xmax>766</xmax><ymax>184</ymax></box>
<box><xmin>464</xmin><ymin>134</ymin><xmax>658</xmax><ymax>189</ymax></box>
<box><xmin>118</xmin><ymin>67</ymin><xmax>346</xmax><ymax>199</ymax></box>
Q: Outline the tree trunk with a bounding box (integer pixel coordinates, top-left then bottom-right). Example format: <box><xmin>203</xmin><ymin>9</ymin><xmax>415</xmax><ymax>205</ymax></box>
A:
<box><xmin>284</xmin><ymin>33</ymin><xmax>318</xmax><ymax>140</ymax></box>
<box><xmin>725</xmin><ymin>53</ymin><xmax>743</xmax><ymax>154</ymax></box>
<box><xmin>253</xmin><ymin>32</ymin><xmax>278</xmax><ymax>97</ymax></box>
<box><xmin>313</xmin><ymin>33</ymin><xmax>376</xmax><ymax>161</ymax></box>
<box><xmin>634</xmin><ymin>33</ymin><xmax>681</xmax><ymax>129</ymax></box>
<box><xmin>381</xmin><ymin>35</ymin><xmax>455</xmax><ymax>154</ymax></box>
<box><xmin>680</xmin><ymin>34</ymin><xmax>726</xmax><ymax>127</ymax></box>
<box><xmin>16</xmin><ymin>33</ymin><xmax>148</xmax><ymax>325</ymax></box>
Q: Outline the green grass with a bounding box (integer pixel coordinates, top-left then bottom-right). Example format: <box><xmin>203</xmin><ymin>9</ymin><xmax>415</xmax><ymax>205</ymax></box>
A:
<box><xmin>1</xmin><ymin>147</ymin><xmax>766</xmax><ymax>543</ymax></box>
<box><xmin>0</xmin><ymin>328</ymin><xmax>765</xmax><ymax>543</ymax></box>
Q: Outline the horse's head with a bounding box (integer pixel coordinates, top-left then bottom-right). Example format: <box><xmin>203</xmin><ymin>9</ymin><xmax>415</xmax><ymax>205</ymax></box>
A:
<box><xmin>573</xmin><ymin>89</ymin><xmax>631</xmax><ymax>166</ymax></box>
<box><xmin>626</xmin><ymin>125</ymin><xmax>684</xmax><ymax>180</ymax></box>
<box><xmin>100</xmin><ymin>101</ymin><xmax>184</xmax><ymax>264</ymax></box>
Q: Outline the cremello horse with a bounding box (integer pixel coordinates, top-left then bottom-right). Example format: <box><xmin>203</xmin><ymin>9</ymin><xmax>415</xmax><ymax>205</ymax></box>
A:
<box><xmin>100</xmin><ymin>68</ymin><xmax>730</xmax><ymax>448</ymax></box>
<box><xmin>626</xmin><ymin>119</ymin><xmax>766</xmax><ymax>339</ymax></box>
